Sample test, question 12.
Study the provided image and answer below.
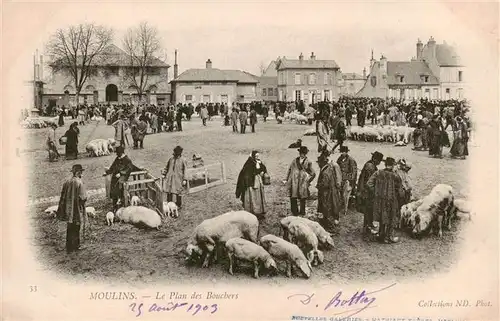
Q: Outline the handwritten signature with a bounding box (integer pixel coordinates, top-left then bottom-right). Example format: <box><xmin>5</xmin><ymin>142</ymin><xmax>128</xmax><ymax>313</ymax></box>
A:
<box><xmin>287</xmin><ymin>283</ymin><xmax>396</xmax><ymax>320</ymax></box>
<box><xmin>128</xmin><ymin>302</ymin><xmax>218</xmax><ymax>317</ymax></box>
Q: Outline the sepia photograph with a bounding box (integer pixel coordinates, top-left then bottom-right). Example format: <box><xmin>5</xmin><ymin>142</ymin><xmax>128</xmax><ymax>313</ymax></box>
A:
<box><xmin>2</xmin><ymin>1</ymin><xmax>498</xmax><ymax>320</ymax></box>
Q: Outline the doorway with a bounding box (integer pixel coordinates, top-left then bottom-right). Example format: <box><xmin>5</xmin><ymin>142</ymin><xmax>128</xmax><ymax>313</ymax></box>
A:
<box><xmin>106</xmin><ymin>84</ymin><xmax>118</xmax><ymax>102</ymax></box>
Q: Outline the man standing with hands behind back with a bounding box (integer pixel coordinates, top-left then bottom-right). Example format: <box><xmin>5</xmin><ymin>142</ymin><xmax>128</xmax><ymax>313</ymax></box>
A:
<box><xmin>57</xmin><ymin>164</ymin><xmax>87</xmax><ymax>254</ymax></box>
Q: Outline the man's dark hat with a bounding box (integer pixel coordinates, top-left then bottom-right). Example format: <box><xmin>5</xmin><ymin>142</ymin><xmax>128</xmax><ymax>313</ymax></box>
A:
<box><xmin>71</xmin><ymin>164</ymin><xmax>84</xmax><ymax>172</ymax></box>
<box><xmin>384</xmin><ymin>157</ymin><xmax>396</xmax><ymax>166</ymax></box>
<box><xmin>298</xmin><ymin>146</ymin><xmax>309</xmax><ymax>154</ymax></box>
<box><xmin>371</xmin><ymin>151</ymin><xmax>384</xmax><ymax>160</ymax></box>
<box><xmin>174</xmin><ymin>145</ymin><xmax>183</xmax><ymax>153</ymax></box>
<box><xmin>340</xmin><ymin>146</ymin><xmax>349</xmax><ymax>153</ymax></box>
<box><xmin>115</xmin><ymin>146</ymin><xmax>125</xmax><ymax>154</ymax></box>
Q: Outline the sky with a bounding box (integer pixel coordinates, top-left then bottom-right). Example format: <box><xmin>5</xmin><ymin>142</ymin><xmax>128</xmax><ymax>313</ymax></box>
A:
<box><xmin>2</xmin><ymin>1</ymin><xmax>498</xmax><ymax>119</ymax></box>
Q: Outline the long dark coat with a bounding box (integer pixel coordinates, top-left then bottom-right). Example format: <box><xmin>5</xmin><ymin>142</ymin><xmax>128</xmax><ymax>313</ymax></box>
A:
<box><xmin>316</xmin><ymin>162</ymin><xmax>342</xmax><ymax>221</ymax></box>
<box><xmin>356</xmin><ymin>160</ymin><xmax>378</xmax><ymax>214</ymax></box>
<box><xmin>366</xmin><ymin>169</ymin><xmax>404</xmax><ymax>227</ymax></box>
<box><xmin>105</xmin><ymin>155</ymin><xmax>136</xmax><ymax>200</ymax></box>
<box><xmin>236</xmin><ymin>157</ymin><xmax>267</xmax><ymax>200</ymax></box>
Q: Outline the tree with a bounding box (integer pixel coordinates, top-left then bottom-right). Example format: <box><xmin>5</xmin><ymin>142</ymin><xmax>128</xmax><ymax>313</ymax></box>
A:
<box><xmin>122</xmin><ymin>22</ymin><xmax>164</xmax><ymax>103</ymax></box>
<box><xmin>46</xmin><ymin>23</ymin><xmax>113</xmax><ymax>107</ymax></box>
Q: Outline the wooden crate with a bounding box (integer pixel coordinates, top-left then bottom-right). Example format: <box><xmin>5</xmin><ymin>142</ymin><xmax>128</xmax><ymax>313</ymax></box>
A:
<box><xmin>104</xmin><ymin>168</ymin><xmax>164</xmax><ymax>215</ymax></box>
<box><xmin>183</xmin><ymin>161</ymin><xmax>226</xmax><ymax>194</ymax></box>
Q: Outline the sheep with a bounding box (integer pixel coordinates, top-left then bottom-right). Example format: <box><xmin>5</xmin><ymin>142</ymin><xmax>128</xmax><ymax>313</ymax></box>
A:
<box><xmin>303</xmin><ymin>128</ymin><xmax>316</xmax><ymax>136</ymax></box>
<box><xmin>280</xmin><ymin>216</ymin><xmax>335</xmax><ymax>249</ymax></box>
<box><xmin>86</xmin><ymin>141</ymin><xmax>99</xmax><ymax>157</ymax></box>
<box><xmin>287</xmin><ymin>221</ymin><xmax>324</xmax><ymax>266</ymax></box>
<box><xmin>348</xmin><ymin>125</ymin><xmax>361</xmax><ymax>140</ymax></box>
<box><xmin>130</xmin><ymin>195</ymin><xmax>141</xmax><ymax>206</ymax></box>
<box><xmin>163</xmin><ymin>201</ymin><xmax>179</xmax><ymax>218</ymax></box>
<box><xmin>115</xmin><ymin>206</ymin><xmax>162</xmax><ymax>230</ymax></box>
<box><xmin>106</xmin><ymin>211</ymin><xmax>114</xmax><ymax>226</ymax></box>
<box><xmin>85</xmin><ymin>206</ymin><xmax>96</xmax><ymax>218</ymax></box>
<box><xmin>260</xmin><ymin>234</ymin><xmax>312</xmax><ymax>278</ymax></box>
<box><xmin>295</xmin><ymin>114</ymin><xmax>308</xmax><ymax>125</ymax></box>
<box><xmin>44</xmin><ymin>205</ymin><xmax>59</xmax><ymax>218</ymax></box>
<box><xmin>225</xmin><ymin>237</ymin><xmax>277</xmax><ymax>278</ymax></box>
<box><xmin>408</xmin><ymin>184</ymin><xmax>455</xmax><ymax>238</ymax></box>
<box><xmin>185</xmin><ymin>210</ymin><xmax>259</xmax><ymax>268</ymax></box>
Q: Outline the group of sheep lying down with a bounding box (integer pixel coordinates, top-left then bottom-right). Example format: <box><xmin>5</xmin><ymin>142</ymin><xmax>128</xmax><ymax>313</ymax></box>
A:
<box><xmin>185</xmin><ymin>211</ymin><xmax>335</xmax><ymax>279</ymax></box>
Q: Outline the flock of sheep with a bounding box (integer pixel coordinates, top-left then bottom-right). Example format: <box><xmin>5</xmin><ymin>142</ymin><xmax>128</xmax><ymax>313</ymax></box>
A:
<box><xmin>21</xmin><ymin>116</ymin><xmax>59</xmax><ymax>129</ymax></box>
<box><xmin>85</xmin><ymin>138</ymin><xmax>116</xmax><ymax>157</ymax></box>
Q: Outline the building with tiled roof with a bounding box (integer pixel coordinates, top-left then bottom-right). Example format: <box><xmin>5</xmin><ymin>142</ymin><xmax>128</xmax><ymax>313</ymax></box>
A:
<box><xmin>356</xmin><ymin>37</ymin><xmax>465</xmax><ymax>100</ymax></box>
<box><xmin>42</xmin><ymin>44</ymin><xmax>171</xmax><ymax>108</ymax></box>
<box><xmin>256</xmin><ymin>60</ymin><xmax>279</xmax><ymax>102</ymax></box>
<box><xmin>170</xmin><ymin>59</ymin><xmax>259</xmax><ymax>105</ymax></box>
<box><xmin>276</xmin><ymin>52</ymin><xmax>341</xmax><ymax>104</ymax></box>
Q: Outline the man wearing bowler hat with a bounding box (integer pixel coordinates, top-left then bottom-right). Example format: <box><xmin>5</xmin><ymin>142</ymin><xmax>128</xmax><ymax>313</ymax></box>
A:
<box><xmin>284</xmin><ymin>146</ymin><xmax>316</xmax><ymax>216</ymax></box>
<box><xmin>336</xmin><ymin>145</ymin><xmax>357</xmax><ymax>219</ymax></box>
<box><xmin>366</xmin><ymin>157</ymin><xmax>404</xmax><ymax>244</ymax></box>
<box><xmin>357</xmin><ymin>151</ymin><xmax>384</xmax><ymax>238</ymax></box>
<box><xmin>104</xmin><ymin>146</ymin><xmax>136</xmax><ymax>211</ymax></box>
<box><xmin>57</xmin><ymin>164</ymin><xmax>87</xmax><ymax>254</ymax></box>
<box><xmin>162</xmin><ymin>145</ymin><xmax>188</xmax><ymax>208</ymax></box>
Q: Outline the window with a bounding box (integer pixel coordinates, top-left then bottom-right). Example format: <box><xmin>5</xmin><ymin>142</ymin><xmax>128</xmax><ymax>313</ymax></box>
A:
<box><xmin>295</xmin><ymin>90</ymin><xmax>302</xmax><ymax>101</ymax></box>
<box><xmin>262</xmin><ymin>88</ymin><xmax>267</xmax><ymax>96</ymax></box>
<box><xmin>324</xmin><ymin>72</ymin><xmax>331</xmax><ymax>85</ymax></box>
<box><xmin>308</xmin><ymin>73</ymin><xmax>316</xmax><ymax>85</ymax></box>
<box><xmin>279</xmin><ymin>72</ymin><xmax>284</xmax><ymax>84</ymax></box>
<box><xmin>109</xmin><ymin>66</ymin><xmax>119</xmax><ymax>75</ymax></box>
<box><xmin>458</xmin><ymin>88</ymin><xmax>464</xmax><ymax>99</ymax></box>
<box><xmin>294</xmin><ymin>73</ymin><xmax>301</xmax><ymax>85</ymax></box>
<box><xmin>203</xmin><ymin>95</ymin><xmax>211</xmax><ymax>103</ymax></box>
<box><xmin>458</xmin><ymin>71</ymin><xmax>463</xmax><ymax>82</ymax></box>
<box><xmin>275</xmin><ymin>88</ymin><xmax>278</xmax><ymax>96</ymax></box>
<box><xmin>268</xmin><ymin>88</ymin><xmax>274</xmax><ymax>96</ymax></box>
<box><xmin>147</xmin><ymin>67</ymin><xmax>160</xmax><ymax>75</ymax></box>
<box><xmin>424</xmin><ymin>76</ymin><xmax>429</xmax><ymax>83</ymax></box>
<box><xmin>185</xmin><ymin>95</ymin><xmax>193</xmax><ymax>102</ymax></box>
<box><xmin>399</xmin><ymin>76</ymin><xmax>405</xmax><ymax>83</ymax></box>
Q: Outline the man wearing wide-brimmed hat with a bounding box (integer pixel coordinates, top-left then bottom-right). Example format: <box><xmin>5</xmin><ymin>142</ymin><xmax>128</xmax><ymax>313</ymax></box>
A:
<box><xmin>284</xmin><ymin>146</ymin><xmax>316</xmax><ymax>216</ymax></box>
<box><xmin>366</xmin><ymin>157</ymin><xmax>404</xmax><ymax>244</ymax></box>
<box><xmin>357</xmin><ymin>151</ymin><xmax>384</xmax><ymax>237</ymax></box>
<box><xmin>104</xmin><ymin>146</ymin><xmax>136</xmax><ymax>211</ymax></box>
<box><xmin>162</xmin><ymin>145</ymin><xmax>188</xmax><ymax>208</ymax></box>
<box><xmin>57</xmin><ymin>164</ymin><xmax>87</xmax><ymax>254</ymax></box>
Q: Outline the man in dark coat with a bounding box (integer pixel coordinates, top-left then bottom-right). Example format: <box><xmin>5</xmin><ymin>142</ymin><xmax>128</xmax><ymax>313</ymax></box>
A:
<box><xmin>104</xmin><ymin>146</ymin><xmax>137</xmax><ymax>211</ymax></box>
<box><xmin>357</xmin><ymin>151</ymin><xmax>384</xmax><ymax>238</ymax></box>
<box><xmin>366</xmin><ymin>157</ymin><xmax>404</xmax><ymax>244</ymax></box>
<box><xmin>336</xmin><ymin>146</ymin><xmax>357</xmax><ymax>216</ymax></box>
<box><xmin>57</xmin><ymin>164</ymin><xmax>87</xmax><ymax>254</ymax></box>
<box><xmin>316</xmin><ymin>152</ymin><xmax>342</xmax><ymax>230</ymax></box>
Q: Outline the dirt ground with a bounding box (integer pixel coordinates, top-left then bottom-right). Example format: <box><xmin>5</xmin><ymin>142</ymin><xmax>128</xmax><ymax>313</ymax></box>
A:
<box><xmin>25</xmin><ymin>116</ymin><xmax>472</xmax><ymax>286</ymax></box>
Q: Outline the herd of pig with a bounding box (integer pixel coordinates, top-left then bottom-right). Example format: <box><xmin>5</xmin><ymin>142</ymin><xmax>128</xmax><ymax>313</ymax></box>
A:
<box><xmin>85</xmin><ymin>138</ymin><xmax>117</xmax><ymax>157</ymax></box>
<box><xmin>42</xmin><ymin>183</ymin><xmax>473</xmax><ymax>279</ymax></box>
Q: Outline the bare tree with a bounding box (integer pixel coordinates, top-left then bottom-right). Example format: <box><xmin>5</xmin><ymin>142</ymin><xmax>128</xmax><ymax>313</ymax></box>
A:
<box><xmin>122</xmin><ymin>22</ymin><xmax>164</xmax><ymax>103</ymax></box>
<box><xmin>46</xmin><ymin>23</ymin><xmax>113</xmax><ymax>106</ymax></box>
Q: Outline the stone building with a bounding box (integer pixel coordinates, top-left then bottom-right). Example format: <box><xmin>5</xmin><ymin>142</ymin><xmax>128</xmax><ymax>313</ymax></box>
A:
<box><xmin>339</xmin><ymin>70</ymin><xmax>367</xmax><ymax>96</ymax></box>
<box><xmin>170</xmin><ymin>59</ymin><xmax>259</xmax><ymax>105</ymax></box>
<box><xmin>357</xmin><ymin>38</ymin><xmax>465</xmax><ymax>100</ymax></box>
<box><xmin>42</xmin><ymin>44</ymin><xmax>171</xmax><ymax>108</ymax></box>
<box><xmin>257</xmin><ymin>60</ymin><xmax>278</xmax><ymax>102</ymax></box>
<box><xmin>276</xmin><ymin>52</ymin><xmax>341</xmax><ymax>104</ymax></box>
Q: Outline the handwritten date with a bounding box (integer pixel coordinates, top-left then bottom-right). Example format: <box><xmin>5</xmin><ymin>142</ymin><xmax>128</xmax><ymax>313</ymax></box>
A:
<box><xmin>129</xmin><ymin>302</ymin><xmax>218</xmax><ymax>317</ymax></box>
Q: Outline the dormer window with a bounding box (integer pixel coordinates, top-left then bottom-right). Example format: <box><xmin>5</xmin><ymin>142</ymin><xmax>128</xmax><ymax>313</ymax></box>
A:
<box><xmin>399</xmin><ymin>76</ymin><xmax>405</xmax><ymax>83</ymax></box>
<box><xmin>425</xmin><ymin>76</ymin><xmax>429</xmax><ymax>83</ymax></box>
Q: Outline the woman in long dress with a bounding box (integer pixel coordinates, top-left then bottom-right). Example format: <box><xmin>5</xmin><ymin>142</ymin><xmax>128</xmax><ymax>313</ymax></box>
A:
<box><xmin>235</xmin><ymin>151</ymin><xmax>268</xmax><ymax>218</ymax></box>
<box><xmin>450</xmin><ymin>116</ymin><xmax>468</xmax><ymax>159</ymax></box>
<box><xmin>63</xmin><ymin>122</ymin><xmax>79</xmax><ymax>160</ymax></box>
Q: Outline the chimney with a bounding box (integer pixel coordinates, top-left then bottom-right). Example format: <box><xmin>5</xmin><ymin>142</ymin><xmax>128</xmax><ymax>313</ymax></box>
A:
<box><xmin>310</xmin><ymin>52</ymin><xmax>316</xmax><ymax>60</ymax></box>
<box><xmin>362</xmin><ymin>67</ymin><xmax>366</xmax><ymax>78</ymax></box>
<box><xmin>416</xmin><ymin>38</ymin><xmax>423</xmax><ymax>60</ymax></box>
<box><xmin>174</xmin><ymin>49</ymin><xmax>178</xmax><ymax>79</ymax></box>
<box><xmin>299</xmin><ymin>53</ymin><xmax>304</xmax><ymax>60</ymax></box>
<box><xmin>427</xmin><ymin>36</ymin><xmax>437</xmax><ymax>59</ymax></box>
<box><xmin>379</xmin><ymin>54</ymin><xmax>387</xmax><ymax>76</ymax></box>
<box><xmin>370</xmin><ymin>49</ymin><xmax>375</xmax><ymax>67</ymax></box>
<box><xmin>206</xmin><ymin>59</ymin><xmax>212</xmax><ymax>69</ymax></box>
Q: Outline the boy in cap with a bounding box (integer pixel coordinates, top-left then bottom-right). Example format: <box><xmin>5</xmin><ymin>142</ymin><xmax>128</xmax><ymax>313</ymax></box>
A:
<box><xmin>395</xmin><ymin>159</ymin><xmax>413</xmax><ymax>206</ymax></box>
<box><xmin>366</xmin><ymin>157</ymin><xmax>404</xmax><ymax>243</ymax></box>
<box><xmin>336</xmin><ymin>145</ymin><xmax>357</xmax><ymax>218</ymax></box>
<box><xmin>357</xmin><ymin>151</ymin><xmax>384</xmax><ymax>237</ymax></box>
<box><xmin>284</xmin><ymin>146</ymin><xmax>316</xmax><ymax>216</ymax></box>
<box><xmin>57</xmin><ymin>164</ymin><xmax>87</xmax><ymax>254</ymax></box>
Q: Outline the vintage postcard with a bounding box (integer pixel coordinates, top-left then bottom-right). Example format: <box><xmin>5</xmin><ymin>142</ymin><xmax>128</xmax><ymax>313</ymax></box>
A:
<box><xmin>2</xmin><ymin>1</ymin><xmax>498</xmax><ymax>320</ymax></box>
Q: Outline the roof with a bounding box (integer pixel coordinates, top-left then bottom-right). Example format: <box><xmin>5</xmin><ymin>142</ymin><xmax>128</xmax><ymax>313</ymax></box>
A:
<box><xmin>342</xmin><ymin>72</ymin><xmax>365</xmax><ymax>80</ymax></box>
<box><xmin>258</xmin><ymin>76</ymin><xmax>278</xmax><ymax>86</ymax></box>
<box><xmin>50</xmin><ymin>44</ymin><xmax>169</xmax><ymax>67</ymax></box>
<box><xmin>387</xmin><ymin>61</ymin><xmax>439</xmax><ymax>85</ymax></box>
<box><xmin>262</xmin><ymin>61</ymin><xmax>278</xmax><ymax>77</ymax></box>
<box><xmin>276</xmin><ymin>57</ymin><xmax>340</xmax><ymax>70</ymax></box>
<box><xmin>172</xmin><ymin>68</ymin><xmax>259</xmax><ymax>83</ymax></box>
<box><xmin>435</xmin><ymin>44</ymin><xmax>462</xmax><ymax>66</ymax></box>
